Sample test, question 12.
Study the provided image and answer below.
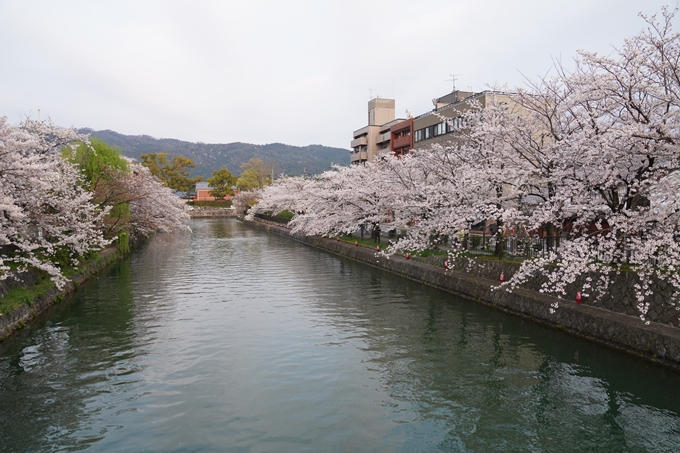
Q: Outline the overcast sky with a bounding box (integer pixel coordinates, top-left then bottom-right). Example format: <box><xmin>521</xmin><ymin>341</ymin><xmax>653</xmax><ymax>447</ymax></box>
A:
<box><xmin>0</xmin><ymin>0</ymin><xmax>675</xmax><ymax>149</ymax></box>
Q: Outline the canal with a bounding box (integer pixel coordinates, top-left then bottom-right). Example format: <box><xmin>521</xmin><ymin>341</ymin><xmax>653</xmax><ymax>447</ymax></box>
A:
<box><xmin>1</xmin><ymin>219</ymin><xmax>680</xmax><ymax>452</ymax></box>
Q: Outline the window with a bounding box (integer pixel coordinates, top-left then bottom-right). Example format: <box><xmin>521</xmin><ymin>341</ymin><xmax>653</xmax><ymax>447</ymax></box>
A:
<box><xmin>450</xmin><ymin>117</ymin><xmax>467</xmax><ymax>129</ymax></box>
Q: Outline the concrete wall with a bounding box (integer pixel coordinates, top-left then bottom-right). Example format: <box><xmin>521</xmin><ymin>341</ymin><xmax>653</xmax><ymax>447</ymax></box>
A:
<box><xmin>415</xmin><ymin>254</ymin><xmax>680</xmax><ymax>327</ymax></box>
<box><xmin>189</xmin><ymin>207</ymin><xmax>238</xmax><ymax>218</ymax></box>
<box><xmin>245</xmin><ymin>218</ymin><xmax>680</xmax><ymax>368</ymax></box>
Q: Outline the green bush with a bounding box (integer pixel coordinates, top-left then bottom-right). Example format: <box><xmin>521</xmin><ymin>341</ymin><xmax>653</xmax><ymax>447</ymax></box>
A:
<box><xmin>276</xmin><ymin>210</ymin><xmax>294</xmax><ymax>220</ymax></box>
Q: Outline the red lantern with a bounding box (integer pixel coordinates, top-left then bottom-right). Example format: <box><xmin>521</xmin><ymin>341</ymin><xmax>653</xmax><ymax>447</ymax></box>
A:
<box><xmin>500</xmin><ymin>272</ymin><xmax>505</xmax><ymax>283</ymax></box>
<box><xmin>576</xmin><ymin>291</ymin><xmax>582</xmax><ymax>304</ymax></box>
<box><xmin>405</xmin><ymin>253</ymin><xmax>410</xmax><ymax>260</ymax></box>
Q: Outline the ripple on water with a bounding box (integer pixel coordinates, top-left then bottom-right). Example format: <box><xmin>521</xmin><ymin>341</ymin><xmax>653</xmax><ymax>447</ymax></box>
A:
<box><xmin>2</xmin><ymin>219</ymin><xmax>680</xmax><ymax>452</ymax></box>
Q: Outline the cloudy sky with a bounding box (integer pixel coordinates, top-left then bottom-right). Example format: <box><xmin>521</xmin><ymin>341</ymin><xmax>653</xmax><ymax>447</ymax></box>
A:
<box><xmin>0</xmin><ymin>0</ymin><xmax>674</xmax><ymax>149</ymax></box>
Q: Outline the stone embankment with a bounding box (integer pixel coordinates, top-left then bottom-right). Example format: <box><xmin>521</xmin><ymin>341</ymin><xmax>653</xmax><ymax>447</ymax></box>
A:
<box><xmin>414</xmin><ymin>254</ymin><xmax>680</xmax><ymax>327</ymax></box>
<box><xmin>245</xmin><ymin>218</ymin><xmax>680</xmax><ymax>368</ymax></box>
<box><xmin>0</xmin><ymin>246</ymin><xmax>122</xmax><ymax>342</ymax></box>
<box><xmin>189</xmin><ymin>207</ymin><xmax>238</xmax><ymax>218</ymax></box>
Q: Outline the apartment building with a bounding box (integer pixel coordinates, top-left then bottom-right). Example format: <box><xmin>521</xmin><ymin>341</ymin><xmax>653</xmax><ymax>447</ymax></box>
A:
<box><xmin>412</xmin><ymin>90</ymin><xmax>517</xmax><ymax>148</ymax></box>
<box><xmin>351</xmin><ymin>89</ymin><xmax>519</xmax><ymax>162</ymax></box>
<box><xmin>350</xmin><ymin>98</ymin><xmax>406</xmax><ymax>164</ymax></box>
<box><xmin>390</xmin><ymin>117</ymin><xmax>413</xmax><ymax>156</ymax></box>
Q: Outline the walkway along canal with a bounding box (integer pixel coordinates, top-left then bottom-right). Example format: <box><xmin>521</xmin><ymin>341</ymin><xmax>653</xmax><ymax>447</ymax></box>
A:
<box><xmin>1</xmin><ymin>218</ymin><xmax>680</xmax><ymax>452</ymax></box>
<box><xmin>248</xmin><ymin>218</ymin><xmax>680</xmax><ymax>369</ymax></box>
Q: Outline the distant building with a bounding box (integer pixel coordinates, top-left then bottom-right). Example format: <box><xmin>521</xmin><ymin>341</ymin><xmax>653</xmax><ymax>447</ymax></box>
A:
<box><xmin>412</xmin><ymin>90</ymin><xmax>517</xmax><ymax>148</ymax></box>
<box><xmin>351</xmin><ymin>89</ymin><xmax>519</xmax><ymax>162</ymax></box>
<box><xmin>173</xmin><ymin>190</ymin><xmax>190</xmax><ymax>202</ymax></box>
<box><xmin>350</xmin><ymin>98</ymin><xmax>405</xmax><ymax>164</ymax></box>
<box><xmin>193</xmin><ymin>182</ymin><xmax>238</xmax><ymax>202</ymax></box>
<box><xmin>195</xmin><ymin>182</ymin><xmax>216</xmax><ymax>201</ymax></box>
<box><xmin>390</xmin><ymin>117</ymin><xmax>413</xmax><ymax>156</ymax></box>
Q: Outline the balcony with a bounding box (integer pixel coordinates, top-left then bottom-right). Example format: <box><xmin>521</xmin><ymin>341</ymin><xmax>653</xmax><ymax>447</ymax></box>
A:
<box><xmin>350</xmin><ymin>136</ymin><xmax>368</xmax><ymax>148</ymax></box>
<box><xmin>376</xmin><ymin>132</ymin><xmax>391</xmax><ymax>144</ymax></box>
<box><xmin>393</xmin><ymin>135</ymin><xmax>412</xmax><ymax>150</ymax></box>
<box><xmin>350</xmin><ymin>151</ymin><xmax>368</xmax><ymax>163</ymax></box>
<box><xmin>353</xmin><ymin>125</ymin><xmax>369</xmax><ymax>136</ymax></box>
<box><xmin>391</xmin><ymin>121</ymin><xmax>413</xmax><ymax>134</ymax></box>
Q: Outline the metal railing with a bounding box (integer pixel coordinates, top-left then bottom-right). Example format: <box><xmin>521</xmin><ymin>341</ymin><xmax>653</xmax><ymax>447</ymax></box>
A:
<box><xmin>460</xmin><ymin>234</ymin><xmax>659</xmax><ymax>265</ymax></box>
<box><xmin>458</xmin><ymin>234</ymin><xmax>564</xmax><ymax>258</ymax></box>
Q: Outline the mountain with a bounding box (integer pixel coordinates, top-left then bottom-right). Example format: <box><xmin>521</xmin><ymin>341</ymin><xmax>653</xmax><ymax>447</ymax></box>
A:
<box><xmin>79</xmin><ymin>129</ymin><xmax>349</xmax><ymax>178</ymax></box>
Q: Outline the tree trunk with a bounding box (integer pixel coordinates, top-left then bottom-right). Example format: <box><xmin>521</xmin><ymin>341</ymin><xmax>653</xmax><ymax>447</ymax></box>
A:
<box><xmin>494</xmin><ymin>219</ymin><xmax>504</xmax><ymax>259</ymax></box>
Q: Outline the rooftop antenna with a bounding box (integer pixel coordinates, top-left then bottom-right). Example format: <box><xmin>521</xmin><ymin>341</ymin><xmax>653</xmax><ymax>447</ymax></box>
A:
<box><xmin>368</xmin><ymin>88</ymin><xmax>375</xmax><ymax>100</ymax></box>
<box><xmin>446</xmin><ymin>74</ymin><xmax>463</xmax><ymax>92</ymax></box>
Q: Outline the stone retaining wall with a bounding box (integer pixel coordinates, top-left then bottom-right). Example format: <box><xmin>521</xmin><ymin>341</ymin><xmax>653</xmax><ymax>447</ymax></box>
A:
<box><xmin>412</xmin><ymin>253</ymin><xmax>680</xmax><ymax>327</ymax></box>
<box><xmin>189</xmin><ymin>207</ymin><xmax>238</xmax><ymax>218</ymax></box>
<box><xmin>245</xmin><ymin>218</ymin><xmax>680</xmax><ymax>368</ymax></box>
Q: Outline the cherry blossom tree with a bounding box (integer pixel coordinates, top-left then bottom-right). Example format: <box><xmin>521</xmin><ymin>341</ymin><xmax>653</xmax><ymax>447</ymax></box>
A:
<box><xmin>0</xmin><ymin>118</ymin><xmax>108</xmax><ymax>287</ymax></box>
<box><xmin>245</xmin><ymin>175</ymin><xmax>305</xmax><ymax>218</ymax></box>
<box><xmin>122</xmin><ymin>161</ymin><xmax>190</xmax><ymax>237</ymax></box>
<box><xmin>65</xmin><ymin>138</ymin><xmax>190</xmax><ymax>243</ymax></box>
<box><xmin>233</xmin><ymin>189</ymin><xmax>260</xmax><ymax>216</ymax></box>
<box><xmin>249</xmin><ymin>7</ymin><xmax>680</xmax><ymax>321</ymax></box>
<box><xmin>1</xmin><ymin>118</ymin><xmax>191</xmax><ymax>288</ymax></box>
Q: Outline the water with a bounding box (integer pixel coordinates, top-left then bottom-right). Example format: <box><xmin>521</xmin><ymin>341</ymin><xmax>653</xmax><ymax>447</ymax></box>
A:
<box><xmin>1</xmin><ymin>219</ymin><xmax>680</xmax><ymax>452</ymax></box>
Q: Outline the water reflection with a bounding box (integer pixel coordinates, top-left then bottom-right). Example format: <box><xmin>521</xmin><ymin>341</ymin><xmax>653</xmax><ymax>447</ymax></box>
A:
<box><xmin>0</xmin><ymin>219</ymin><xmax>679</xmax><ymax>452</ymax></box>
<box><xmin>0</xmin><ymin>259</ymin><xmax>138</xmax><ymax>452</ymax></box>
<box><xmin>249</xmin><ymin>226</ymin><xmax>680</xmax><ymax>451</ymax></box>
